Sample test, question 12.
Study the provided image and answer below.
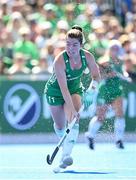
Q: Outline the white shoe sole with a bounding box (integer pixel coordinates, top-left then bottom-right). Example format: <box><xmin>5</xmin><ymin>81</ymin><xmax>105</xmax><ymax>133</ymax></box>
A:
<box><xmin>53</xmin><ymin>156</ymin><xmax>73</xmax><ymax>173</ymax></box>
<box><xmin>60</xmin><ymin>156</ymin><xmax>73</xmax><ymax>168</ymax></box>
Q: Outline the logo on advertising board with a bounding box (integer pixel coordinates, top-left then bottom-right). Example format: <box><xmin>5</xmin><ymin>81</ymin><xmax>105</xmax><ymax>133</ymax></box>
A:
<box><xmin>4</xmin><ymin>83</ymin><xmax>41</xmax><ymax>130</ymax></box>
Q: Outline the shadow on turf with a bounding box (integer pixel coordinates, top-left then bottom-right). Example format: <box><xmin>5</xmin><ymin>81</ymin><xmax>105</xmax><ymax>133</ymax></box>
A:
<box><xmin>61</xmin><ymin>170</ymin><xmax>115</xmax><ymax>174</ymax></box>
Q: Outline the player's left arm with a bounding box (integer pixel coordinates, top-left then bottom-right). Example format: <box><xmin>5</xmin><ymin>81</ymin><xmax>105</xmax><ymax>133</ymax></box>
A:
<box><xmin>82</xmin><ymin>50</ymin><xmax>101</xmax><ymax>109</ymax></box>
<box><xmin>85</xmin><ymin>50</ymin><xmax>101</xmax><ymax>88</ymax></box>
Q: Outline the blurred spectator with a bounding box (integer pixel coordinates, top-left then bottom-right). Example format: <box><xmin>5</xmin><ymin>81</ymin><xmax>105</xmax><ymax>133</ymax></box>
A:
<box><xmin>21</xmin><ymin>4</ymin><xmax>33</xmax><ymax>19</ymax></box>
<box><xmin>52</xmin><ymin>20</ymin><xmax>69</xmax><ymax>43</ymax></box>
<box><xmin>89</xmin><ymin>26</ymin><xmax>109</xmax><ymax>62</ymax></box>
<box><xmin>26</xmin><ymin>14</ymin><xmax>39</xmax><ymax>42</ymax></box>
<box><xmin>74</xmin><ymin>4</ymin><xmax>93</xmax><ymax>42</ymax></box>
<box><xmin>54</xmin><ymin>40</ymin><xmax>66</xmax><ymax>57</ymax></box>
<box><xmin>13</xmin><ymin>26</ymin><xmax>40</xmax><ymax>69</ymax></box>
<box><xmin>82</xmin><ymin>5</ymin><xmax>95</xmax><ymax>39</ymax></box>
<box><xmin>119</xmin><ymin>34</ymin><xmax>131</xmax><ymax>54</ymax></box>
<box><xmin>56</xmin><ymin>20</ymin><xmax>69</xmax><ymax>34</ymax></box>
<box><xmin>43</xmin><ymin>3</ymin><xmax>58</xmax><ymax>31</ymax></box>
<box><xmin>100</xmin><ymin>15</ymin><xmax>111</xmax><ymax>33</ymax></box>
<box><xmin>6</xmin><ymin>11</ymin><xmax>27</xmax><ymax>43</ymax></box>
<box><xmin>125</xmin><ymin>14</ymin><xmax>136</xmax><ymax>39</ymax></box>
<box><xmin>0</xmin><ymin>32</ymin><xmax>13</xmax><ymax>69</ymax></box>
<box><xmin>11</xmin><ymin>0</ymin><xmax>26</xmax><ymax>12</ymax></box>
<box><xmin>91</xmin><ymin>0</ymin><xmax>114</xmax><ymax>16</ymax></box>
<box><xmin>53</xmin><ymin>0</ymin><xmax>65</xmax><ymax>19</ymax></box>
<box><xmin>6</xmin><ymin>52</ymin><xmax>30</xmax><ymax>74</ymax></box>
<box><xmin>64</xmin><ymin>3</ymin><xmax>76</xmax><ymax>27</ymax></box>
<box><xmin>0</xmin><ymin>12</ymin><xmax>7</xmax><ymax>35</ymax></box>
<box><xmin>32</xmin><ymin>56</ymin><xmax>50</xmax><ymax>75</ymax></box>
<box><xmin>0</xmin><ymin>0</ymin><xmax>11</xmax><ymax>25</ymax></box>
<box><xmin>130</xmin><ymin>40</ymin><xmax>136</xmax><ymax>54</ymax></box>
<box><xmin>40</xmin><ymin>40</ymin><xmax>55</xmax><ymax>73</ymax></box>
<box><xmin>107</xmin><ymin>17</ymin><xmax>123</xmax><ymax>39</ymax></box>
<box><xmin>35</xmin><ymin>21</ymin><xmax>52</xmax><ymax>49</ymax></box>
<box><xmin>114</xmin><ymin>0</ymin><xmax>131</xmax><ymax>27</ymax></box>
<box><xmin>123</xmin><ymin>53</ymin><xmax>136</xmax><ymax>82</ymax></box>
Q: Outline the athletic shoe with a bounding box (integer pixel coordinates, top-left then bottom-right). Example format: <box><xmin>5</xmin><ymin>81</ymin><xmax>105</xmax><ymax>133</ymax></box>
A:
<box><xmin>59</xmin><ymin>155</ymin><xmax>73</xmax><ymax>169</ymax></box>
<box><xmin>85</xmin><ymin>132</ymin><xmax>94</xmax><ymax>150</ymax></box>
<box><xmin>53</xmin><ymin>156</ymin><xmax>73</xmax><ymax>173</ymax></box>
<box><xmin>116</xmin><ymin>140</ymin><xmax>124</xmax><ymax>149</ymax></box>
<box><xmin>88</xmin><ymin>137</ymin><xmax>94</xmax><ymax>150</ymax></box>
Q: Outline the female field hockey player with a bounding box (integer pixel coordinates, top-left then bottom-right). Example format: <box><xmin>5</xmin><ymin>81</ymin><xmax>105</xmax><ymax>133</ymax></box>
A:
<box><xmin>44</xmin><ymin>25</ymin><xmax>100</xmax><ymax>170</ymax></box>
<box><xmin>85</xmin><ymin>40</ymin><xmax>126</xmax><ymax>150</ymax></box>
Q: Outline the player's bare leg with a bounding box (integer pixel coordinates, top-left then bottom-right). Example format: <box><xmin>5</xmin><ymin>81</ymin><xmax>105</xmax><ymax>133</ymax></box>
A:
<box><xmin>85</xmin><ymin>105</ymin><xmax>108</xmax><ymax>149</ymax></box>
<box><xmin>112</xmin><ymin>97</ymin><xmax>125</xmax><ymax>149</ymax></box>
<box><xmin>53</xmin><ymin>94</ymin><xmax>81</xmax><ymax>172</ymax></box>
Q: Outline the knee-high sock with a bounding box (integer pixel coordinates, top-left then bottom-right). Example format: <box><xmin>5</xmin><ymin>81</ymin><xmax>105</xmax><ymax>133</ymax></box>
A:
<box><xmin>62</xmin><ymin>123</ymin><xmax>79</xmax><ymax>157</ymax></box>
<box><xmin>114</xmin><ymin>117</ymin><xmax>125</xmax><ymax>141</ymax></box>
<box><xmin>87</xmin><ymin>116</ymin><xmax>102</xmax><ymax>138</ymax></box>
<box><xmin>53</xmin><ymin>123</ymin><xmax>65</xmax><ymax>139</ymax></box>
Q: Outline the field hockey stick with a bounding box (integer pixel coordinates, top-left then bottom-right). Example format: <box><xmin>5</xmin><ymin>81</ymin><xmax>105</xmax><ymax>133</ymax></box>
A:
<box><xmin>46</xmin><ymin>105</ymin><xmax>84</xmax><ymax>165</ymax></box>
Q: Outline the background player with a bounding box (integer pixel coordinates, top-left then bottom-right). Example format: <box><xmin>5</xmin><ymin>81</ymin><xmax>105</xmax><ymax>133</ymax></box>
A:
<box><xmin>85</xmin><ymin>40</ymin><xmax>126</xmax><ymax>149</ymax></box>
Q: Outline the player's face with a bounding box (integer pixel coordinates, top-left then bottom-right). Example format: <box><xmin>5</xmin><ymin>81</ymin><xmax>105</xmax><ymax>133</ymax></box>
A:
<box><xmin>110</xmin><ymin>45</ymin><xmax>120</xmax><ymax>58</ymax></box>
<box><xmin>66</xmin><ymin>37</ymin><xmax>81</xmax><ymax>57</ymax></box>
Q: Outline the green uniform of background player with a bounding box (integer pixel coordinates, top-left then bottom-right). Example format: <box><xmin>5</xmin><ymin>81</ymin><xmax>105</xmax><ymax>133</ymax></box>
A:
<box><xmin>97</xmin><ymin>59</ymin><xmax>124</xmax><ymax>105</ymax></box>
<box><xmin>85</xmin><ymin>40</ymin><xmax>126</xmax><ymax>150</ymax></box>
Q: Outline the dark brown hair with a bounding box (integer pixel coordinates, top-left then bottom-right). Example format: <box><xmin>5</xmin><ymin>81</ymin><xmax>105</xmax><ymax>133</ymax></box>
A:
<box><xmin>66</xmin><ymin>25</ymin><xmax>83</xmax><ymax>44</ymax></box>
<box><xmin>72</xmin><ymin>25</ymin><xmax>83</xmax><ymax>32</ymax></box>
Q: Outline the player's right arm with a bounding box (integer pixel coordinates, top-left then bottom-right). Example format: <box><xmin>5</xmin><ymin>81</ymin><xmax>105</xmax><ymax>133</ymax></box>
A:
<box><xmin>54</xmin><ymin>53</ymin><xmax>78</xmax><ymax>122</ymax></box>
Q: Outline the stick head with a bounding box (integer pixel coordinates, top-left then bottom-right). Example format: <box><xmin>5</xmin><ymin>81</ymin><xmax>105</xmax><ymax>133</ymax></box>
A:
<box><xmin>46</xmin><ymin>154</ymin><xmax>52</xmax><ymax>165</ymax></box>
